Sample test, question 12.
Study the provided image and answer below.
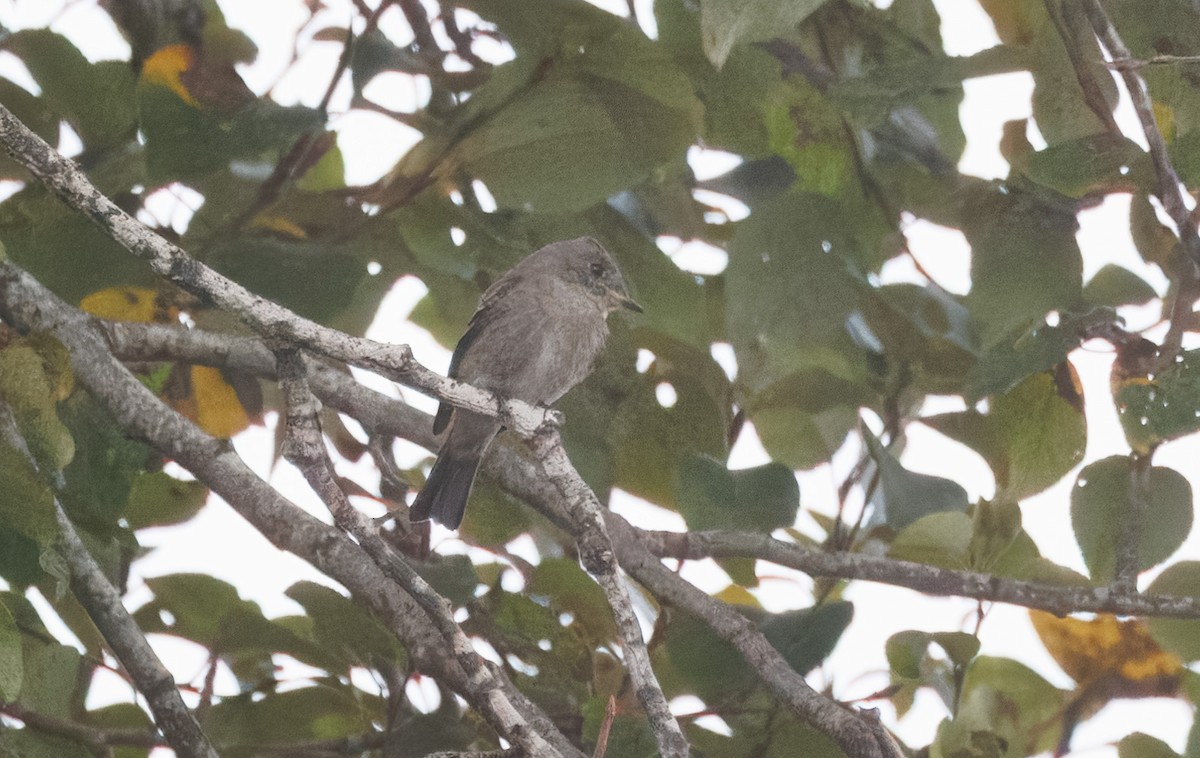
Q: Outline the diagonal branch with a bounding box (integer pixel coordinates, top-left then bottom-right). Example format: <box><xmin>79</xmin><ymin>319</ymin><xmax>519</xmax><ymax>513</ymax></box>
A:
<box><xmin>1069</xmin><ymin>0</ymin><xmax>1200</xmax><ymax>364</ymax></box>
<box><xmin>0</xmin><ymin>261</ymin><xmax>585</xmax><ymax>758</ymax></box>
<box><xmin>527</xmin><ymin>429</ymin><xmax>688</xmax><ymax>758</ymax></box>
<box><xmin>0</xmin><ymin>407</ymin><xmax>217</xmax><ymax>758</ymax></box>
<box><xmin>0</xmin><ymin>105</ymin><xmax>686</xmax><ymax>756</ymax></box>
<box><xmin>0</xmin><ymin>104</ymin><xmax>551</xmax><ymax>441</ymax></box>
<box><xmin>272</xmin><ymin>345</ymin><xmax>563</xmax><ymax>758</ymax></box>
<box><xmin>98</xmin><ymin>318</ymin><xmax>1200</xmax><ymax>620</ymax></box>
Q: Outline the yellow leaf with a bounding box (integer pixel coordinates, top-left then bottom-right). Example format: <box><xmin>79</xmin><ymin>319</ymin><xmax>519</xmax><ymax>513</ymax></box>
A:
<box><xmin>1153</xmin><ymin>101</ymin><xmax>1175</xmax><ymax>141</ymax></box>
<box><xmin>141</xmin><ymin>44</ymin><xmax>200</xmax><ymax>107</ymax></box>
<box><xmin>251</xmin><ymin>215</ymin><xmax>309</xmax><ymax>239</ymax></box>
<box><xmin>715</xmin><ymin>584</ymin><xmax>760</xmax><ymax>608</ymax></box>
<box><xmin>1030</xmin><ymin>610</ymin><xmax>1182</xmax><ymax>685</ymax></box>
<box><xmin>188</xmin><ymin>366</ymin><xmax>250</xmax><ymax>439</ymax></box>
<box><xmin>80</xmin><ymin>287</ymin><xmax>175</xmax><ymax>323</ymax></box>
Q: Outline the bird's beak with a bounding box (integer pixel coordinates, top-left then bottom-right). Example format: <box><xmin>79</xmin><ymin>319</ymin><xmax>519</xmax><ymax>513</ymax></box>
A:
<box><xmin>615</xmin><ymin>291</ymin><xmax>643</xmax><ymax>313</ymax></box>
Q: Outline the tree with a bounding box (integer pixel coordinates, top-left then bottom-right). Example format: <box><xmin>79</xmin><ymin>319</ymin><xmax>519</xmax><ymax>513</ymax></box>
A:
<box><xmin>0</xmin><ymin>0</ymin><xmax>1198</xmax><ymax>755</ymax></box>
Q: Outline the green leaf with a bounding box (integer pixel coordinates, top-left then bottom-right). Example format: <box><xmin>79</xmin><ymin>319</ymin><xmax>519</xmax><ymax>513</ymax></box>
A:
<box><xmin>1082</xmin><ymin>264</ymin><xmax>1158</xmax><ymax>309</ymax></box>
<box><xmin>5</xmin><ymin>30</ymin><xmax>137</xmax><ymax>150</ymax></box>
<box><xmin>206</xmin><ymin>238</ymin><xmax>365</xmax><ymax>326</ymax></box>
<box><xmin>0</xmin><ymin>78</ymin><xmax>61</xmax><ymax>180</ymax></box>
<box><xmin>0</xmin><ymin>731</ymin><xmax>91</xmax><ymax>758</ymax></box>
<box><xmin>610</xmin><ymin>336</ymin><xmax>729</xmax><ymax>508</ymax></box>
<box><xmin>887</xmin><ymin>629</ymin><xmax>980</xmax><ymax>679</ymax></box>
<box><xmin>675</xmin><ymin>454</ymin><xmax>800</xmax><ymax>532</ymax></box>
<box><xmin>123</xmin><ymin>472</ymin><xmax>209</xmax><ymax>530</ymax></box>
<box><xmin>0</xmin><ymin>598</ymin><xmax>22</xmax><ymax>701</ymax></box>
<box><xmin>0</xmin><ymin>441</ymin><xmax>57</xmax><ymax>547</ymax></box>
<box><xmin>964</xmin><ymin>307</ymin><xmax>1117</xmax><ymax>402</ymax></box>
<box><xmin>726</xmin><ymin>191</ymin><xmax>869</xmax><ymax>395</ymax></box>
<box><xmin>761</xmin><ymin>601</ymin><xmax>853</xmax><ymax>675</ymax></box>
<box><xmin>859</xmin><ymin>282</ymin><xmax>976</xmax><ymax>396</ymax></box>
<box><xmin>1115</xmin><ymin>348</ymin><xmax>1200</xmax><ymax>454</ymax></box>
<box><xmin>745</xmin><ymin>369</ymin><xmax>868</xmax><ymax>471</ymax></box>
<box><xmin>413</xmin><ymin>554</ymin><xmax>479</xmax><ymax>607</ymax></box>
<box><xmin>205</xmin><ymin>684</ymin><xmax>379</xmax><ymax>749</ymax></box>
<box><xmin>889</xmin><ymin>511</ymin><xmax>972</xmax><ymax>568</ymax></box>
<box><xmin>1021</xmin><ymin>133</ymin><xmax>1153</xmax><ymax>198</ymax></box>
<box><xmin>663</xmin><ymin>613</ymin><xmax>752</xmax><ymax>700</ymax></box>
<box><xmin>134</xmin><ymin>573</ymin><xmax>264</xmax><ymax>646</ymax></box>
<box><xmin>60</xmin><ymin>393</ymin><xmax>150</xmax><ymax>526</ymax></box>
<box><xmin>700</xmin><ymin>0</ymin><xmax>830</xmax><ymax>69</ymax></box>
<box><xmin>0</xmin><ymin>147</ymin><xmax>154</xmax><ymax>304</ymax></box>
<box><xmin>923</xmin><ymin>368</ymin><xmax>1086</xmax><ymax>500</ymax></box>
<box><xmin>863</xmin><ymin>427</ymin><xmax>968</xmax><ymax>532</ymax></box>
<box><xmin>1071</xmin><ymin>457</ymin><xmax>1192</xmax><ymax>582</ymax></box>
<box><xmin>951</xmin><ymin>656</ymin><xmax>1066</xmax><ymax>757</ymax></box>
<box><xmin>18</xmin><ymin>644</ymin><xmax>81</xmax><ymax>718</ymax></box>
<box><xmin>430</xmin><ymin>28</ymin><xmax>700</xmax><ymax>213</ymax></box>
<box><xmin>1119</xmin><ymin>733</ymin><xmax>1180</xmax><ymax>758</ymax></box>
<box><xmin>0</xmin><ymin>343</ymin><xmax>74</xmax><ymax>472</ymax></box>
<box><xmin>962</xmin><ymin>185</ymin><xmax>1083</xmax><ymax>346</ymax></box>
<box><xmin>529</xmin><ymin>558</ymin><xmax>616</xmax><ymax>643</ymax></box>
<box><xmin>286</xmin><ymin>581</ymin><xmax>405</xmax><ymax>668</ymax></box>
<box><xmin>1146</xmin><ymin>562</ymin><xmax>1200</xmax><ymax>662</ymax></box>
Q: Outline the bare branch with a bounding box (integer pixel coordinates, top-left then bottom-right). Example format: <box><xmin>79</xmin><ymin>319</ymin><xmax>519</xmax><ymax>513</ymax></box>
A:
<box><xmin>527</xmin><ymin>429</ymin><xmax>688</xmax><ymax>758</ymax></box>
<box><xmin>1074</xmin><ymin>0</ymin><xmax>1200</xmax><ymax>362</ymax></box>
<box><xmin>100</xmin><ymin>319</ymin><xmax>1200</xmax><ymax>620</ymax></box>
<box><xmin>0</xmin><ymin>262</ymin><xmax>586</xmax><ymax>758</ymax></box>
<box><xmin>272</xmin><ymin>346</ymin><xmax>564</xmax><ymax>758</ymax></box>
<box><xmin>0</xmin><ymin>700</ymin><xmax>161</xmax><ymax>753</ymax></box>
<box><xmin>0</xmin><ymin>104</ymin><xmax>552</xmax><ymax>441</ymax></box>
<box><xmin>0</xmin><ymin>408</ymin><xmax>217</xmax><ymax>758</ymax></box>
<box><xmin>635</xmin><ymin>528</ymin><xmax>1200</xmax><ymax>619</ymax></box>
<box><xmin>606</xmin><ymin>516</ymin><xmax>901</xmax><ymax>758</ymax></box>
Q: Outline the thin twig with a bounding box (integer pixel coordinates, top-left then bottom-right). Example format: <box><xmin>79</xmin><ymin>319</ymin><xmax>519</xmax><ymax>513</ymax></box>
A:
<box><xmin>1076</xmin><ymin>0</ymin><xmax>1200</xmax><ymax>364</ymax></box>
<box><xmin>0</xmin><ymin>700</ymin><xmax>161</xmax><ymax>752</ymax></box>
<box><xmin>592</xmin><ymin>695</ymin><xmax>618</xmax><ymax>758</ymax></box>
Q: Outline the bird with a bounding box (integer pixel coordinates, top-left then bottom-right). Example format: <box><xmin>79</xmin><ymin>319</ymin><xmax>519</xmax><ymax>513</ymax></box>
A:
<box><xmin>409</xmin><ymin>236</ymin><xmax>642</xmax><ymax>529</ymax></box>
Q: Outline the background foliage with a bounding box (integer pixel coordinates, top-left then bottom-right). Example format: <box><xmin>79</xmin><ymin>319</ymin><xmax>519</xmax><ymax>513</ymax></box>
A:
<box><xmin>1</xmin><ymin>0</ymin><xmax>1199</xmax><ymax>755</ymax></box>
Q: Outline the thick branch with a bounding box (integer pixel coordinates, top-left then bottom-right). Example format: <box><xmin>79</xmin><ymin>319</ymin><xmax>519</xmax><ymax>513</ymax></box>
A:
<box><xmin>273</xmin><ymin>346</ymin><xmax>562</xmax><ymax>758</ymax></box>
<box><xmin>0</xmin><ymin>104</ymin><xmax>551</xmax><ymax>440</ymax></box>
<box><xmin>100</xmin><ymin>319</ymin><xmax>1200</xmax><ymax>620</ymax></box>
<box><xmin>0</xmin><ymin>408</ymin><xmax>217</xmax><ymax>758</ymax></box>
<box><xmin>527</xmin><ymin>430</ymin><xmax>688</xmax><ymax>758</ymax></box>
<box><xmin>0</xmin><ymin>262</ymin><xmax>585</xmax><ymax>758</ymax></box>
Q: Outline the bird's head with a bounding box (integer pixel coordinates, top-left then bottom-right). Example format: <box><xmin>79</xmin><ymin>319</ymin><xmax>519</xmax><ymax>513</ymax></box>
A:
<box><xmin>536</xmin><ymin>236</ymin><xmax>642</xmax><ymax>315</ymax></box>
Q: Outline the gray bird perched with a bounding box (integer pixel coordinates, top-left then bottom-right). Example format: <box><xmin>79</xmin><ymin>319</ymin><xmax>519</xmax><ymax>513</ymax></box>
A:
<box><xmin>410</xmin><ymin>236</ymin><xmax>642</xmax><ymax>529</ymax></box>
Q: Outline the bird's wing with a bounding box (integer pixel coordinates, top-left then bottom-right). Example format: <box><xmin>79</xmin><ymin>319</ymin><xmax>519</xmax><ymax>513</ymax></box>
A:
<box><xmin>432</xmin><ymin>280</ymin><xmax>518</xmax><ymax>435</ymax></box>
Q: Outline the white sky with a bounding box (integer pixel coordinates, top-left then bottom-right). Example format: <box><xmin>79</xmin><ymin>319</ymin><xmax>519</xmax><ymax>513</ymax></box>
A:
<box><xmin>0</xmin><ymin>0</ymin><xmax>1197</xmax><ymax>754</ymax></box>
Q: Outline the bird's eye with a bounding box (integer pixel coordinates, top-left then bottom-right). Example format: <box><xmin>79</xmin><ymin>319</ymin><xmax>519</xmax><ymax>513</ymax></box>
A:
<box><xmin>589</xmin><ymin>261</ymin><xmax>606</xmax><ymax>277</ymax></box>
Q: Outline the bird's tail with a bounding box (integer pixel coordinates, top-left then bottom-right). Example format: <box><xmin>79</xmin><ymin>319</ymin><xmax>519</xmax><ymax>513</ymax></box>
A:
<box><xmin>410</xmin><ymin>452</ymin><xmax>482</xmax><ymax>529</ymax></box>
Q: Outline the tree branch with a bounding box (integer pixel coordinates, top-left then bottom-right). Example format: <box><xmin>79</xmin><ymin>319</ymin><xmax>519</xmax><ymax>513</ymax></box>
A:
<box><xmin>1073</xmin><ymin>0</ymin><xmax>1200</xmax><ymax>363</ymax></box>
<box><xmin>272</xmin><ymin>346</ymin><xmax>563</xmax><ymax>758</ymax></box>
<box><xmin>526</xmin><ymin>429</ymin><xmax>688</xmax><ymax>758</ymax></box>
<box><xmin>0</xmin><ymin>700</ymin><xmax>161</xmax><ymax>753</ymax></box>
<box><xmin>98</xmin><ymin>318</ymin><xmax>1200</xmax><ymax>620</ymax></box>
<box><xmin>636</xmin><ymin>528</ymin><xmax>1200</xmax><ymax>619</ymax></box>
<box><xmin>0</xmin><ymin>408</ymin><xmax>218</xmax><ymax>758</ymax></box>
<box><xmin>0</xmin><ymin>103</ymin><xmax>552</xmax><ymax>441</ymax></box>
<box><xmin>0</xmin><ymin>262</ymin><xmax>586</xmax><ymax>758</ymax></box>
